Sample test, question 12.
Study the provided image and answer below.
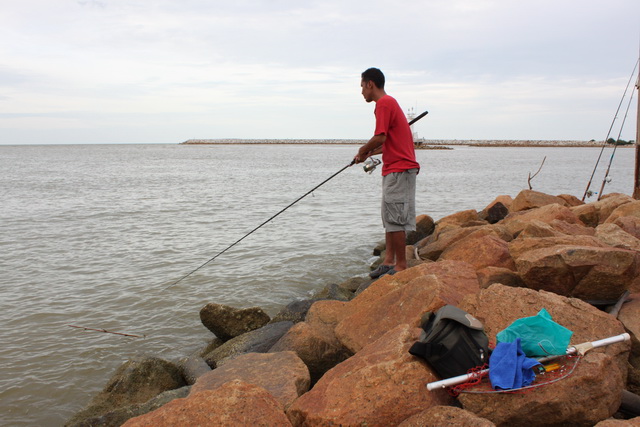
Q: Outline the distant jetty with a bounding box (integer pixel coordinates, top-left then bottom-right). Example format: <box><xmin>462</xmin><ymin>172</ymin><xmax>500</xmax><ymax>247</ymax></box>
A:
<box><xmin>180</xmin><ymin>139</ymin><xmax>615</xmax><ymax>147</ymax></box>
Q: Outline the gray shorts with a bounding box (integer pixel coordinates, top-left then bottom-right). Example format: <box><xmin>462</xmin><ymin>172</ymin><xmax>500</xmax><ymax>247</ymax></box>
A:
<box><xmin>381</xmin><ymin>169</ymin><xmax>418</xmax><ymax>232</ymax></box>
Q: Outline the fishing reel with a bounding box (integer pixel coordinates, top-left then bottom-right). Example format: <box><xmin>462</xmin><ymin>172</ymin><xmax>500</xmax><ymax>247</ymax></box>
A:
<box><xmin>363</xmin><ymin>157</ymin><xmax>381</xmax><ymax>174</ymax></box>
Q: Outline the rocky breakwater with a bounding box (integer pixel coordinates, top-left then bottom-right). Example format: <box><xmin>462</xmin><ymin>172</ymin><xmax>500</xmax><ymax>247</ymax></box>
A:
<box><xmin>66</xmin><ymin>190</ymin><xmax>640</xmax><ymax>426</ymax></box>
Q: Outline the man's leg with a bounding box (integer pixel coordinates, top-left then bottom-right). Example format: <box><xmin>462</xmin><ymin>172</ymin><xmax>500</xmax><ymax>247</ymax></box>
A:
<box><xmin>387</xmin><ymin>230</ymin><xmax>407</xmax><ymax>271</ymax></box>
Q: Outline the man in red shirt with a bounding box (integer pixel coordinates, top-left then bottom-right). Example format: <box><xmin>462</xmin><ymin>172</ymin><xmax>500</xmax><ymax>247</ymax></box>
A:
<box><xmin>354</xmin><ymin>68</ymin><xmax>420</xmax><ymax>277</ymax></box>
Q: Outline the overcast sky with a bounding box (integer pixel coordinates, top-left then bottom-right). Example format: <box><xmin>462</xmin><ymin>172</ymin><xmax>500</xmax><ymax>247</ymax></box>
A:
<box><xmin>1</xmin><ymin>0</ymin><xmax>639</xmax><ymax>144</ymax></box>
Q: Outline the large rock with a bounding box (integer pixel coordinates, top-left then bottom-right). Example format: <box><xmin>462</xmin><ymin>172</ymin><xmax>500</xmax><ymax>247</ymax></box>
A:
<box><xmin>557</xmin><ymin>193</ymin><xmax>584</xmax><ymax>207</ymax></box>
<box><xmin>460</xmin><ymin>353</ymin><xmax>624</xmax><ymax>426</ymax></box>
<box><xmin>418</xmin><ymin>225</ymin><xmax>486</xmax><ymax>260</ymax></box>
<box><xmin>513</xmin><ymin>244</ymin><xmax>637</xmax><ymax>299</ymax></box>
<box><xmin>508</xmin><ymin>234</ymin><xmax>607</xmax><ymax>260</ymax></box>
<box><xmin>406</xmin><ymin>214</ymin><xmax>436</xmax><ymax>245</ymax></box>
<box><xmin>604</xmin><ymin>200</ymin><xmax>640</xmax><ymax>224</ymax></box>
<box><xmin>176</xmin><ymin>355</ymin><xmax>211</xmax><ymax>386</ymax></box>
<box><xmin>516</xmin><ymin>218</ymin><xmax>595</xmax><ymax>240</ymax></box>
<box><xmin>458</xmin><ymin>284</ymin><xmax>629</xmax><ymax>426</ymax></box>
<box><xmin>203</xmin><ymin>321</ymin><xmax>293</xmax><ymax>368</ymax></box>
<box><xmin>618</xmin><ymin>294</ymin><xmax>640</xmax><ymax>394</ymax></box>
<box><xmin>285</xmin><ymin>324</ymin><xmax>452</xmax><ymax>426</ymax></box>
<box><xmin>440</xmin><ymin>234</ymin><xmax>515</xmax><ymax>271</ymax></box>
<box><xmin>398</xmin><ymin>405</ymin><xmax>496</xmax><ymax>426</ymax></box>
<box><xmin>437</xmin><ymin>209</ymin><xmax>484</xmax><ymax>227</ymax></box>
<box><xmin>613</xmin><ymin>216</ymin><xmax>640</xmax><ymax>239</ymax></box>
<box><xmin>426</xmin><ymin>223</ymin><xmax>513</xmax><ymax>254</ymax></box>
<box><xmin>476</xmin><ymin>266</ymin><xmax>525</xmax><ymax>289</ymax></box>
<box><xmin>479</xmin><ymin>195</ymin><xmax>513</xmax><ymax>224</ymax></box>
<box><xmin>66</xmin><ymin>357</ymin><xmax>186</xmax><ymax>426</ymax></box>
<box><xmin>571</xmin><ymin>193</ymin><xmax>634</xmax><ymax>227</ymax></box>
<box><xmin>310</xmin><ymin>283</ymin><xmax>354</xmax><ymax>301</ymax></box>
<box><xmin>596</xmin><ymin>222</ymin><xmax>640</xmax><ymax>251</ymax></box>
<box><xmin>190</xmin><ymin>351</ymin><xmax>309</xmax><ymax>408</ymax></box>
<box><xmin>199</xmin><ymin>303</ymin><xmax>270</xmax><ymax>341</ymax></box>
<box><xmin>122</xmin><ymin>380</ymin><xmax>292</xmax><ymax>427</ymax></box>
<box><xmin>334</xmin><ymin>260</ymin><xmax>480</xmax><ymax>353</ymax></box>
<box><xmin>68</xmin><ymin>387</ymin><xmax>191</xmax><ymax>427</ymax></box>
<box><xmin>510</xmin><ymin>189</ymin><xmax>569</xmax><ymax>212</ymax></box>
<box><xmin>270</xmin><ymin>299</ymin><xmax>315</xmax><ymax>324</ymax></box>
<box><xmin>502</xmin><ymin>203</ymin><xmax>584</xmax><ymax>237</ymax></box>
<box><xmin>270</xmin><ymin>300</ymin><xmax>352</xmax><ymax>384</ymax></box>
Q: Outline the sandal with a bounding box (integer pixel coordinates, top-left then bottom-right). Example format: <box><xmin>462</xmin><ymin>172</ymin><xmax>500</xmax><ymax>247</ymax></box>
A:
<box><xmin>370</xmin><ymin>264</ymin><xmax>395</xmax><ymax>279</ymax></box>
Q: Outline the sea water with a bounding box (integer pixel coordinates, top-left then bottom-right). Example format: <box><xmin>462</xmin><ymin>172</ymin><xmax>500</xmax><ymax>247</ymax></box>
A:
<box><xmin>0</xmin><ymin>143</ymin><xmax>634</xmax><ymax>426</ymax></box>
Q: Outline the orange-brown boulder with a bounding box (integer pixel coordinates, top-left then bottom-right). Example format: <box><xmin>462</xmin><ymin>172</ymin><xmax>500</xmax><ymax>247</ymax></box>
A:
<box><xmin>418</xmin><ymin>224</ymin><xmax>513</xmax><ymax>261</ymax></box>
<box><xmin>286</xmin><ymin>325</ymin><xmax>452</xmax><ymax>426</ymax></box>
<box><xmin>571</xmin><ymin>193</ymin><xmax>634</xmax><ymax>226</ymax></box>
<box><xmin>334</xmin><ymin>260</ymin><xmax>480</xmax><ymax>353</ymax></box>
<box><xmin>604</xmin><ymin>200</ymin><xmax>640</xmax><ymax>224</ymax></box>
<box><xmin>437</xmin><ymin>209</ymin><xmax>483</xmax><ymax>227</ymax></box>
<box><xmin>508</xmin><ymin>234</ymin><xmax>606</xmax><ymax>259</ymax></box>
<box><xmin>613</xmin><ymin>216</ymin><xmax>640</xmax><ymax>239</ymax></box>
<box><xmin>476</xmin><ymin>266</ymin><xmax>525</xmax><ymax>289</ymax></box>
<box><xmin>513</xmin><ymin>244</ymin><xmax>637</xmax><ymax>299</ymax></box>
<box><xmin>457</xmin><ymin>284</ymin><xmax>629</xmax><ymax>426</ymax></box>
<box><xmin>123</xmin><ymin>380</ymin><xmax>291</xmax><ymax>427</ymax></box>
<box><xmin>418</xmin><ymin>225</ymin><xmax>484</xmax><ymax>260</ymax></box>
<box><xmin>479</xmin><ymin>195</ymin><xmax>513</xmax><ymax>223</ymax></box>
<box><xmin>517</xmin><ymin>219</ymin><xmax>595</xmax><ymax>239</ymax></box>
<box><xmin>557</xmin><ymin>193</ymin><xmax>584</xmax><ymax>207</ymax></box>
<box><xmin>440</xmin><ymin>234</ymin><xmax>515</xmax><ymax>270</ymax></box>
<box><xmin>190</xmin><ymin>351</ymin><xmax>309</xmax><ymax>408</ymax></box>
<box><xmin>619</xmin><ymin>294</ymin><xmax>640</xmax><ymax>394</ymax></box>
<box><xmin>549</xmin><ymin>218</ymin><xmax>596</xmax><ymax>236</ymax></box>
<box><xmin>511</xmin><ymin>189</ymin><xmax>569</xmax><ymax>212</ymax></box>
<box><xmin>407</xmin><ymin>214</ymin><xmax>435</xmax><ymax>245</ymax></box>
<box><xmin>502</xmin><ymin>203</ymin><xmax>584</xmax><ymax>237</ymax></box>
<box><xmin>269</xmin><ymin>301</ymin><xmax>352</xmax><ymax>384</ymax></box>
<box><xmin>596</xmin><ymin>223</ymin><xmax>640</xmax><ymax>251</ymax></box>
<box><xmin>460</xmin><ymin>284</ymin><xmax>629</xmax><ymax>368</ymax></box>
<box><xmin>517</xmin><ymin>219</ymin><xmax>561</xmax><ymax>238</ymax></box>
<box><xmin>398</xmin><ymin>405</ymin><xmax>496</xmax><ymax>426</ymax></box>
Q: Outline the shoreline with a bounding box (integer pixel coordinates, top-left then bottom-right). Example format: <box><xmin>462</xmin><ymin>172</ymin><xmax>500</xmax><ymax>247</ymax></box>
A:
<box><xmin>181</xmin><ymin>138</ymin><xmax>632</xmax><ymax>148</ymax></box>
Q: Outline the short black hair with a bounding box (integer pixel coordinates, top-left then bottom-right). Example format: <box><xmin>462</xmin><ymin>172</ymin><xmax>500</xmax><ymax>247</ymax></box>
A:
<box><xmin>361</xmin><ymin>68</ymin><xmax>385</xmax><ymax>89</ymax></box>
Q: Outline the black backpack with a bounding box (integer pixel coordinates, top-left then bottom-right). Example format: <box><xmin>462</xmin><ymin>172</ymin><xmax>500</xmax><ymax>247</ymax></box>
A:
<box><xmin>409</xmin><ymin>305</ymin><xmax>490</xmax><ymax>379</ymax></box>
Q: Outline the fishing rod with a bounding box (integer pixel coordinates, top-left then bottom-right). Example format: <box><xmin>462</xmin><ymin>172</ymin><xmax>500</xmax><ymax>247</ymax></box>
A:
<box><xmin>164</xmin><ymin>110</ymin><xmax>429</xmax><ymax>290</ymax></box>
<box><xmin>596</xmin><ymin>84</ymin><xmax>637</xmax><ymax>200</ymax></box>
<box><xmin>582</xmin><ymin>58</ymin><xmax>639</xmax><ymax>201</ymax></box>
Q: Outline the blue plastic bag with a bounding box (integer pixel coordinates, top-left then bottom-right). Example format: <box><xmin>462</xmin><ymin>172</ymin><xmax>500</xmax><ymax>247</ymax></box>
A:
<box><xmin>496</xmin><ymin>308</ymin><xmax>572</xmax><ymax>357</ymax></box>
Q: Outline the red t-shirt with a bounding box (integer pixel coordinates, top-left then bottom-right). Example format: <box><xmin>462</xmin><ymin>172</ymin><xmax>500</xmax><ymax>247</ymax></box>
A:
<box><xmin>374</xmin><ymin>95</ymin><xmax>420</xmax><ymax>175</ymax></box>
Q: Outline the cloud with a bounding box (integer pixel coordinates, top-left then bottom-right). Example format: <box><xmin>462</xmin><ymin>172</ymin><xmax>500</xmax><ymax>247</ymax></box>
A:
<box><xmin>0</xmin><ymin>0</ymin><xmax>638</xmax><ymax>144</ymax></box>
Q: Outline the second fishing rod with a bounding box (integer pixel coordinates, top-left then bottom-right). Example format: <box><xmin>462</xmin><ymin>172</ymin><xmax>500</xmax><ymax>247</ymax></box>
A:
<box><xmin>165</xmin><ymin>109</ymin><xmax>429</xmax><ymax>290</ymax></box>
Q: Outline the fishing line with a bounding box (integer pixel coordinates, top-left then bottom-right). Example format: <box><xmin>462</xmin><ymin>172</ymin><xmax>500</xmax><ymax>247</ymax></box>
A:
<box><xmin>596</xmin><ymin>82</ymin><xmax>637</xmax><ymax>200</ymax></box>
<box><xmin>164</xmin><ymin>110</ymin><xmax>428</xmax><ymax>290</ymax></box>
<box><xmin>582</xmin><ymin>58</ymin><xmax>639</xmax><ymax>200</ymax></box>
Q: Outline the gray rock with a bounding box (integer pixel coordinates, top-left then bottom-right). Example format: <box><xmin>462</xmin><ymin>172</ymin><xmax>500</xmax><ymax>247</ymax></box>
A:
<box><xmin>311</xmin><ymin>283</ymin><xmax>354</xmax><ymax>302</ymax></box>
<box><xmin>338</xmin><ymin>276</ymin><xmax>369</xmax><ymax>293</ymax></box>
<box><xmin>270</xmin><ymin>299</ymin><xmax>315</xmax><ymax>324</ymax></box>
<box><xmin>67</xmin><ymin>386</ymin><xmax>191</xmax><ymax>427</ymax></box>
<box><xmin>199</xmin><ymin>303</ymin><xmax>271</xmax><ymax>341</ymax></box>
<box><xmin>177</xmin><ymin>355</ymin><xmax>212</xmax><ymax>385</ymax></box>
<box><xmin>203</xmin><ymin>321</ymin><xmax>294</xmax><ymax>368</ymax></box>
<box><xmin>65</xmin><ymin>356</ymin><xmax>186</xmax><ymax>426</ymax></box>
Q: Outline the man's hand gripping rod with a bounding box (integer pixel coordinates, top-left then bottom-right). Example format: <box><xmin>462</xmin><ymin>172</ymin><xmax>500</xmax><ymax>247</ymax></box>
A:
<box><xmin>352</xmin><ymin>109</ymin><xmax>429</xmax><ymax>168</ymax></box>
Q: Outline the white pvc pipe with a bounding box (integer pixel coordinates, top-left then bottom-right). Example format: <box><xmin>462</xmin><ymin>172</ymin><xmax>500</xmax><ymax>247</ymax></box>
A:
<box><xmin>426</xmin><ymin>333</ymin><xmax>630</xmax><ymax>391</ymax></box>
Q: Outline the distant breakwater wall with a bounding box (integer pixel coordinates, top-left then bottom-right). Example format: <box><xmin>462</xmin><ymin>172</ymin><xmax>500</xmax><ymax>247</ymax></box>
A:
<box><xmin>181</xmin><ymin>139</ymin><xmax>617</xmax><ymax>147</ymax></box>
